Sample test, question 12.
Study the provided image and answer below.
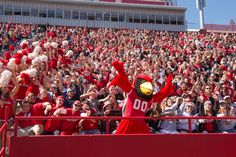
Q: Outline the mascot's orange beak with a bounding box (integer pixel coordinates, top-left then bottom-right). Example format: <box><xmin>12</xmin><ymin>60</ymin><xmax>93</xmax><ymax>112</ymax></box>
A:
<box><xmin>140</xmin><ymin>82</ymin><xmax>153</xmax><ymax>96</ymax></box>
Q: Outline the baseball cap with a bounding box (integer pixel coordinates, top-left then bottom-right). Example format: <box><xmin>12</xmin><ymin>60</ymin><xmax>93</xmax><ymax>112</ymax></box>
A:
<box><xmin>223</xmin><ymin>95</ymin><xmax>231</xmax><ymax>100</ymax></box>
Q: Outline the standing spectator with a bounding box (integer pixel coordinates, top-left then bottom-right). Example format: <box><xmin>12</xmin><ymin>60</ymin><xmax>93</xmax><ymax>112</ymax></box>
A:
<box><xmin>177</xmin><ymin>102</ymin><xmax>199</xmax><ymax>133</ymax></box>
<box><xmin>44</xmin><ymin>96</ymin><xmax>65</xmax><ymax>135</ymax></box>
<box><xmin>64</xmin><ymin>88</ymin><xmax>77</xmax><ymax>108</ymax></box>
<box><xmin>17</xmin><ymin>100</ymin><xmax>52</xmax><ymax>136</ymax></box>
<box><xmin>59</xmin><ymin>100</ymin><xmax>81</xmax><ymax>135</ymax></box>
<box><xmin>198</xmin><ymin>101</ymin><xmax>217</xmax><ymax>133</ymax></box>
<box><xmin>145</xmin><ymin>103</ymin><xmax>162</xmax><ymax>133</ymax></box>
<box><xmin>0</xmin><ymin>70</ymin><xmax>20</xmax><ymax>123</ymax></box>
<box><xmin>216</xmin><ymin>100</ymin><xmax>235</xmax><ymax>133</ymax></box>
<box><xmin>78</xmin><ymin>101</ymin><xmax>100</xmax><ymax>134</ymax></box>
<box><xmin>99</xmin><ymin>100</ymin><xmax>121</xmax><ymax>134</ymax></box>
<box><xmin>159</xmin><ymin>97</ymin><xmax>178</xmax><ymax>134</ymax></box>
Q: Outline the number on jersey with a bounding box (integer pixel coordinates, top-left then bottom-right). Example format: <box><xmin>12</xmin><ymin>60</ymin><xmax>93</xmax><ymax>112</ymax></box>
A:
<box><xmin>133</xmin><ymin>99</ymin><xmax>148</xmax><ymax>112</ymax></box>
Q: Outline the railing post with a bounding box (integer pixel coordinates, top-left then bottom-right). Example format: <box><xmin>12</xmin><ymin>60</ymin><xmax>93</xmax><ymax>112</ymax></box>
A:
<box><xmin>105</xmin><ymin>119</ymin><xmax>110</xmax><ymax>134</ymax></box>
<box><xmin>13</xmin><ymin>119</ymin><xmax>18</xmax><ymax>138</ymax></box>
<box><xmin>188</xmin><ymin>118</ymin><xmax>192</xmax><ymax>133</ymax></box>
<box><xmin>2</xmin><ymin>107</ymin><xmax>9</xmax><ymax>157</ymax></box>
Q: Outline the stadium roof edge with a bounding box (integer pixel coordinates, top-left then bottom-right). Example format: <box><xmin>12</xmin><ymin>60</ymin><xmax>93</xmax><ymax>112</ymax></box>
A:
<box><xmin>42</xmin><ymin>0</ymin><xmax>187</xmax><ymax>11</ymax></box>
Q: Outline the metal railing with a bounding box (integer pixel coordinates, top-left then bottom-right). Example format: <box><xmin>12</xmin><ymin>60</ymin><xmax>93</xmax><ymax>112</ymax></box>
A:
<box><xmin>13</xmin><ymin>115</ymin><xmax>236</xmax><ymax>136</ymax></box>
<box><xmin>0</xmin><ymin>107</ymin><xmax>8</xmax><ymax>157</ymax></box>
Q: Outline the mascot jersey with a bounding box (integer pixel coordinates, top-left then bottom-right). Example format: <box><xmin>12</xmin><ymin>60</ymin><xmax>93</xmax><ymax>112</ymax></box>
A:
<box><xmin>108</xmin><ymin>61</ymin><xmax>176</xmax><ymax>134</ymax></box>
<box><xmin>123</xmin><ymin>89</ymin><xmax>152</xmax><ymax>117</ymax></box>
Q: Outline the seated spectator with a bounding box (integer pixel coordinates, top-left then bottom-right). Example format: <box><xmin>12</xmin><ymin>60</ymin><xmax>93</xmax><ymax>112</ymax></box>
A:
<box><xmin>17</xmin><ymin>100</ymin><xmax>52</xmax><ymax>136</ymax></box>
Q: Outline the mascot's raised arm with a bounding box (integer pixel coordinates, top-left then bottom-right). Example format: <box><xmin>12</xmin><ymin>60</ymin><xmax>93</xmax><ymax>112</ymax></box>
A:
<box><xmin>108</xmin><ymin>61</ymin><xmax>176</xmax><ymax>134</ymax></box>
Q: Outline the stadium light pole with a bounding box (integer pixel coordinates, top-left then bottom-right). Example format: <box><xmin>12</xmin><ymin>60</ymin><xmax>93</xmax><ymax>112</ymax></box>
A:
<box><xmin>196</xmin><ymin>0</ymin><xmax>206</xmax><ymax>30</ymax></box>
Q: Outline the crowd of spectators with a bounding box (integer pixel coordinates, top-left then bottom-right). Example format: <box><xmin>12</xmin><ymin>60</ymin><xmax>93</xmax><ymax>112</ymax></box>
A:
<box><xmin>0</xmin><ymin>23</ymin><xmax>236</xmax><ymax>135</ymax></box>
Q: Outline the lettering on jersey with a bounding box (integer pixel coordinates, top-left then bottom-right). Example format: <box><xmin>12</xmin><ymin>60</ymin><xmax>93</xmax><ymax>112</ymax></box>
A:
<box><xmin>133</xmin><ymin>99</ymin><xmax>148</xmax><ymax>112</ymax></box>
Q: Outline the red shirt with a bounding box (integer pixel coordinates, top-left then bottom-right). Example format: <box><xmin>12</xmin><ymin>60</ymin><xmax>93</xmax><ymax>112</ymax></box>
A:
<box><xmin>81</xmin><ymin>109</ymin><xmax>99</xmax><ymax>131</ymax></box>
<box><xmin>60</xmin><ymin>108</ymin><xmax>81</xmax><ymax>135</ymax></box>
<box><xmin>0</xmin><ymin>95</ymin><xmax>14</xmax><ymax>120</ymax></box>
<box><xmin>17</xmin><ymin>103</ymin><xmax>45</xmax><ymax>128</ymax></box>
<box><xmin>44</xmin><ymin>106</ymin><xmax>64</xmax><ymax>132</ymax></box>
<box><xmin>203</xmin><ymin>120</ymin><xmax>215</xmax><ymax>133</ymax></box>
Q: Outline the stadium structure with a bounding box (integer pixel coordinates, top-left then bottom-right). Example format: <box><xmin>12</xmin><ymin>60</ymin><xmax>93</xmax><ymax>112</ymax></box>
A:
<box><xmin>0</xmin><ymin>1</ymin><xmax>235</xmax><ymax>157</ymax></box>
<box><xmin>0</xmin><ymin>0</ymin><xmax>186</xmax><ymax>31</ymax></box>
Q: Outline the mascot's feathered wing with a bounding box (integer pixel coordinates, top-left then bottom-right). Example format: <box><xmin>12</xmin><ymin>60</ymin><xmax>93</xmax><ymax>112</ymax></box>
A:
<box><xmin>108</xmin><ymin>61</ymin><xmax>176</xmax><ymax>134</ymax></box>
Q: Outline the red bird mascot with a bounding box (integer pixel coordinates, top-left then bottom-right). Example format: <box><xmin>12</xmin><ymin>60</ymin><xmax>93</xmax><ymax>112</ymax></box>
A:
<box><xmin>108</xmin><ymin>61</ymin><xmax>176</xmax><ymax>134</ymax></box>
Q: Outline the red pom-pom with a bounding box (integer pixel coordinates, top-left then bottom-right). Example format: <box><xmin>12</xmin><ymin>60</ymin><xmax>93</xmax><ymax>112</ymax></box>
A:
<box><xmin>9</xmin><ymin>45</ymin><xmax>15</xmax><ymax>51</ymax></box>
<box><xmin>57</xmin><ymin>48</ymin><xmax>64</xmax><ymax>55</ymax></box>
<box><xmin>0</xmin><ymin>59</ymin><xmax>8</xmax><ymax>66</ymax></box>
<box><xmin>26</xmin><ymin>85</ymin><xmax>39</xmax><ymax>97</ymax></box>
<box><xmin>21</xmin><ymin>73</ymin><xmax>31</xmax><ymax>85</ymax></box>
<box><xmin>21</xmin><ymin>43</ymin><xmax>28</xmax><ymax>49</ymax></box>
<box><xmin>14</xmin><ymin>58</ymin><xmax>21</xmax><ymax>65</ymax></box>
<box><xmin>26</xmin><ymin>58</ymin><xmax>32</xmax><ymax>65</ymax></box>
<box><xmin>13</xmin><ymin>53</ymin><xmax>23</xmax><ymax>59</ymax></box>
<box><xmin>21</xmin><ymin>49</ymin><xmax>28</xmax><ymax>56</ymax></box>
<box><xmin>26</xmin><ymin>48</ymin><xmax>32</xmax><ymax>53</ymax></box>
<box><xmin>49</xmin><ymin>59</ymin><xmax>57</xmax><ymax>69</ymax></box>
<box><xmin>3</xmin><ymin>51</ymin><xmax>11</xmax><ymax>60</ymax></box>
